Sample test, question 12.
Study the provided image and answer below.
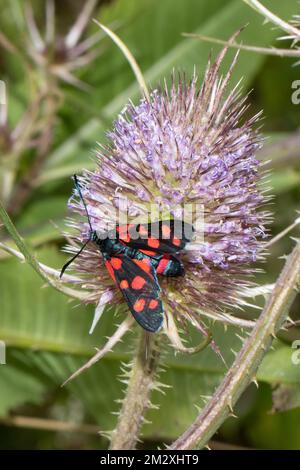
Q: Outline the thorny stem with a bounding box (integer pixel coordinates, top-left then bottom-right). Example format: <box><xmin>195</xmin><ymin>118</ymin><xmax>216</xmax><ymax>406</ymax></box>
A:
<box><xmin>243</xmin><ymin>0</ymin><xmax>300</xmax><ymax>41</ymax></box>
<box><xmin>184</xmin><ymin>33</ymin><xmax>300</xmax><ymax>58</ymax></box>
<box><xmin>109</xmin><ymin>329</ymin><xmax>161</xmax><ymax>450</ymax></box>
<box><xmin>170</xmin><ymin>240</ymin><xmax>300</xmax><ymax>450</ymax></box>
<box><xmin>0</xmin><ymin>201</ymin><xmax>91</xmax><ymax>300</ymax></box>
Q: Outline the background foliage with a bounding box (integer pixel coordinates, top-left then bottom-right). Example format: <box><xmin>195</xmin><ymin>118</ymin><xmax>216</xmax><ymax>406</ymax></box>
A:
<box><xmin>0</xmin><ymin>0</ymin><xmax>300</xmax><ymax>449</ymax></box>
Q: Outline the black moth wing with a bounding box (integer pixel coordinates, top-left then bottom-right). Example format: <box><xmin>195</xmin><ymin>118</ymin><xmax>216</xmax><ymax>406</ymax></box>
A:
<box><xmin>124</xmin><ymin>220</ymin><xmax>194</xmax><ymax>254</ymax></box>
<box><xmin>106</xmin><ymin>254</ymin><xmax>164</xmax><ymax>333</ymax></box>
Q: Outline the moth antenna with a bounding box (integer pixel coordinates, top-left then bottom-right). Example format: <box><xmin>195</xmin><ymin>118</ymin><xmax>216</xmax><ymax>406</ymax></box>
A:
<box><xmin>60</xmin><ymin>238</ymin><xmax>90</xmax><ymax>278</ymax></box>
<box><xmin>60</xmin><ymin>175</ymin><xmax>93</xmax><ymax>278</ymax></box>
<box><xmin>73</xmin><ymin>174</ymin><xmax>93</xmax><ymax>233</ymax></box>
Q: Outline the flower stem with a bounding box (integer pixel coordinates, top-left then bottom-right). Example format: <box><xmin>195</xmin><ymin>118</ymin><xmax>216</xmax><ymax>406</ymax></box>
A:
<box><xmin>0</xmin><ymin>200</ymin><xmax>90</xmax><ymax>300</ymax></box>
<box><xmin>110</xmin><ymin>329</ymin><xmax>161</xmax><ymax>450</ymax></box>
<box><xmin>170</xmin><ymin>240</ymin><xmax>300</xmax><ymax>450</ymax></box>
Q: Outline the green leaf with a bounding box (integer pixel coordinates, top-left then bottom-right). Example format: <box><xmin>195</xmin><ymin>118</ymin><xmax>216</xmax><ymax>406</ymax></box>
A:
<box><xmin>0</xmin><ymin>359</ymin><xmax>49</xmax><ymax>416</ymax></box>
<box><xmin>257</xmin><ymin>343</ymin><xmax>300</xmax><ymax>385</ymax></box>
<box><xmin>270</xmin><ymin>169</ymin><xmax>300</xmax><ymax>194</ymax></box>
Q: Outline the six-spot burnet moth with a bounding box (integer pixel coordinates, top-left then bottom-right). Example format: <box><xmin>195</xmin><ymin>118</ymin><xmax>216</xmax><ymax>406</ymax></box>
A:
<box><xmin>60</xmin><ymin>175</ymin><xmax>194</xmax><ymax>333</ymax></box>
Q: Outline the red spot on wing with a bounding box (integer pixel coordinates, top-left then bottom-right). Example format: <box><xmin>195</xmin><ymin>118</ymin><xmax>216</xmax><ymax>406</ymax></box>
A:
<box><xmin>133</xmin><ymin>259</ymin><xmax>152</xmax><ymax>274</ymax></box>
<box><xmin>111</xmin><ymin>257</ymin><xmax>122</xmax><ymax>269</ymax></box>
<box><xmin>105</xmin><ymin>260</ymin><xmax>116</xmax><ymax>283</ymax></box>
<box><xmin>131</xmin><ymin>276</ymin><xmax>146</xmax><ymax>290</ymax></box>
<box><xmin>120</xmin><ymin>280</ymin><xmax>129</xmax><ymax>289</ymax></box>
<box><xmin>149</xmin><ymin>299</ymin><xmax>158</xmax><ymax>310</ymax></box>
<box><xmin>120</xmin><ymin>233</ymin><xmax>131</xmax><ymax>243</ymax></box>
<box><xmin>139</xmin><ymin>225</ymin><xmax>148</xmax><ymax>236</ymax></box>
<box><xmin>156</xmin><ymin>258</ymin><xmax>169</xmax><ymax>275</ymax></box>
<box><xmin>172</xmin><ymin>236</ymin><xmax>181</xmax><ymax>247</ymax></box>
<box><xmin>134</xmin><ymin>298</ymin><xmax>145</xmax><ymax>312</ymax></box>
<box><xmin>161</xmin><ymin>223</ymin><xmax>171</xmax><ymax>238</ymax></box>
<box><xmin>148</xmin><ymin>237</ymin><xmax>160</xmax><ymax>249</ymax></box>
<box><xmin>118</xmin><ymin>225</ymin><xmax>131</xmax><ymax>243</ymax></box>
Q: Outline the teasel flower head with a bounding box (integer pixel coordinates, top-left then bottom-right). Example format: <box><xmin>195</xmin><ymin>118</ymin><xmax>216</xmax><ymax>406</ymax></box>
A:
<box><xmin>24</xmin><ymin>0</ymin><xmax>101</xmax><ymax>90</ymax></box>
<box><xmin>63</xmin><ymin>43</ymin><xmax>270</xmax><ymax>356</ymax></box>
<box><xmin>0</xmin><ymin>80</ymin><xmax>38</xmax><ymax>156</ymax></box>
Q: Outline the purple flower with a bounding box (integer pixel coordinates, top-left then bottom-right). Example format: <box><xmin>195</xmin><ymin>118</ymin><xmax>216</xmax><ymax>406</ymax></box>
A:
<box><xmin>64</xmin><ymin>46</ymin><xmax>270</xmax><ymax>343</ymax></box>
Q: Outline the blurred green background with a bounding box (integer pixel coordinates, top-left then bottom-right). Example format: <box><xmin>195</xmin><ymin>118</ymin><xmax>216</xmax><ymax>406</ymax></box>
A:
<box><xmin>0</xmin><ymin>0</ymin><xmax>300</xmax><ymax>450</ymax></box>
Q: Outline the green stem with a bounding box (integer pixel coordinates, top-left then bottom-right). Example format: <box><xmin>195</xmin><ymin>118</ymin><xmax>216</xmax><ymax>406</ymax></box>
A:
<box><xmin>0</xmin><ymin>200</ymin><xmax>89</xmax><ymax>299</ymax></box>
<box><xmin>110</xmin><ymin>330</ymin><xmax>161</xmax><ymax>450</ymax></box>
<box><xmin>243</xmin><ymin>0</ymin><xmax>300</xmax><ymax>40</ymax></box>
<box><xmin>170</xmin><ymin>240</ymin><xmax>300</xmax><ymax>450</ymax></box>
